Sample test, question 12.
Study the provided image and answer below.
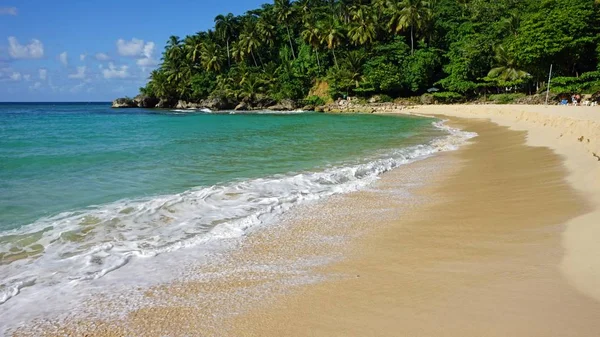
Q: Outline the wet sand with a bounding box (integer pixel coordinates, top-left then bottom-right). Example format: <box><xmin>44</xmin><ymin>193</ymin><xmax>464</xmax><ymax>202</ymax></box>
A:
<box><xmin>13</xmin><ymin>115</ymin><xmax>600</xmax><ymax>336</ymax></box>
<box><xmin>230</xmin><ymin>119</ymin><xmax>600</xmax><ymax>336</ymax></box>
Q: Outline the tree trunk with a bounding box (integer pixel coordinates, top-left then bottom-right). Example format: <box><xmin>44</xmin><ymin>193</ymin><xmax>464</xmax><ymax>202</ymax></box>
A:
<box><xmin>226</xmin><ymin>39</ymin><xmax>231</xmax><ymax>67</ymax></box>
<box><xmin>316</xmin><ymin>50</ymin><xmax>321</xmax><ymax>72</ymax></box>
<box><xmin>286</xmin><ymin>25</ymin><xmax>296</xmax><ymax>60</ymax></box>
<box><xmin>251</xmin><ymin>50</ymin><xmax>258</xmax><ymax>67</ymax></box>
<box><xmin>332</xmin><ymin>48</ymin><xmax>338</xmax><ymax>67</ymax></box>
<box><xmin>410</xmin><ymin>24</ymin><xmax>414</xmax><ymax>55</ymax></box>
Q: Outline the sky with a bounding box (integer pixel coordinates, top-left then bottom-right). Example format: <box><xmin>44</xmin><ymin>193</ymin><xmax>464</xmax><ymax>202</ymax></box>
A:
<box><xmin>0</xmin><ymin>0</ymin><xmax>266</xmax><ymax>102</ymax></box>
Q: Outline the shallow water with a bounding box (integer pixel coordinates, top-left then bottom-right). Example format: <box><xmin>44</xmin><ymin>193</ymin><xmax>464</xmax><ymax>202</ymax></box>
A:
<box><xmin>0</xmin><ymin>103</ymin><xmax>475</xmax><ymax>333</ymax></box>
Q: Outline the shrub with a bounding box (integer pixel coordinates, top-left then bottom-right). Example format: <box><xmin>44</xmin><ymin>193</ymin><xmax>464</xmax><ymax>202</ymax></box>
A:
<box><xmin>432</xmin><ymin>92</ymin><xmax>463</xmax><ymax>103</ymax></box>
<box><xmin>304</xmin><ymin>95</ymin><xmax>326</xmax><ymax>106</ymax></box>
<box><xmin>379</xmin><ymin>94</ymin><xmax>394</xmax><ymax>102</ymax></box>
<box><xmin>488</xmin><ymin>93</ymin><xmax>526</xmax><ymax>104</ymax></box>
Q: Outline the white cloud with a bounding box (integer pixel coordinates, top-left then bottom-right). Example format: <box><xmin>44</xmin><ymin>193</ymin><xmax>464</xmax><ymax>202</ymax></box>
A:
<box><xmin>59</xmin><ymin>52</ymin><xmax>68</xmax><ymax>66</ymax></box>
<box><xmin>0</xmin><ymin>7</ymin><xmax>17</xmax><ymax>16</ymax></box>
<box><xmin>142</xmin><ymin>41</ymin><xmax>154</xmax><ymax>59</ymax></box>
<box><xmin>30</xmin><ymin>82</ymin><xmax>42</xmax><ymax>90</ymax></box>
<box><xmin>137</xmin><ymin>57</ymin><xmax>158</xmax><ymax>68</ymax></box>
<box><xmin>8</xmin><ymin>37</ymin><xmax>44</xmax><ymax>59</ymax></box>
<box><xmin>102</xmin><ymin>62</ymin><xmax>129</xmax><ymax>79</ymax></box>
<box><xmin>95</xmin><ymin>53</ymin><xmax>110</xmax><ymax>61</ymax></box>
<box><xmin>116</xmin><ymin>38</ymin><xmax>158</xmax><ymax>69</ymax></box>
<box><xmin>39</xmin><ymin>68</ymin><xmax>47</xmax><ymax>80</ymax></box>
<box><xmin>10</xmin><ymin>72</ymin><xmax>21</xmax><ymax>81</ymax></box>
<box><xmin>23</xmin><ymin>74</ymin><xmax>31</xmax><ymax>81</ymax></box>
<box><xmin>68</xmin><ymin>66</ymin><xmax>86</xmax><ymax>79</ymax></box>
<box><xmin>70</xmin><ymin>82</ymin><xmax>88</xmax><ymax>93</ymax></box>
<box><xmin>80</xmin><ymin>54</ymin><xmax>86</xmax><ymax>61</ymax></box>
<box><xmin>117</xmin><ymin>38</ymin><xmax>145</xmax><ymax>57</ymax></box>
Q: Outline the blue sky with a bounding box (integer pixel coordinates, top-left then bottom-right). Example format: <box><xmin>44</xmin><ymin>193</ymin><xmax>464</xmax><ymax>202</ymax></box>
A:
<box><xmin>0</xmin><ymin>0</ymin><xmax>266</xmax><ymax>101</ymax></box>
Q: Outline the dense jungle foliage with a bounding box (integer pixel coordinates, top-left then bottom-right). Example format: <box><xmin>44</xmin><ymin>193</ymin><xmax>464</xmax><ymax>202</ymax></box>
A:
<box><xmin>139</xmin><ymin>0</ymin><xmax>600</xmax><ymax>103</ymax></box>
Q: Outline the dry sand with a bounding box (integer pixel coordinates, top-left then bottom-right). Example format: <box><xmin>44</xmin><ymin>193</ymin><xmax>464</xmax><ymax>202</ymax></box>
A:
<box><xmin>230</xmin><ymin>115</ymin><xmax>600</xmax><ymax>336</ymax></box>
<box><xmin>13</xmin><ymin>105</ymin><xmax>600</xmax><ymax>336</ymax></box>
<box><xmin>399</xmin><ymin>104</ymin><xmax>600</xmax><ymax>303</ymax></box>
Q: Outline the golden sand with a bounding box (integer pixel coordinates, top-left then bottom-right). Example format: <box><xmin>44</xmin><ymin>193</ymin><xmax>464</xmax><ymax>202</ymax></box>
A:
<box><xmin>13</xmin><ymin>107</ymin><xmax>600</xmax><ymax>336</ymax></box>
<box><xmin>229</xmin><ymin>119</ymin><xmax>600</xmax><ymax>336</ymax></box>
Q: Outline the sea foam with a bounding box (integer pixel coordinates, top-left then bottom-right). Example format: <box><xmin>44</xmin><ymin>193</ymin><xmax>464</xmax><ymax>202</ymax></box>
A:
<box><xmin>0</xmin><ymin>120</ymin><xmax>476</xmax><ymax>333</ymax></box>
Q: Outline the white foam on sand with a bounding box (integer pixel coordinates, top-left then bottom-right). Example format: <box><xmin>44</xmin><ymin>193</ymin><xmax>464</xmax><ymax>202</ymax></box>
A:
<box><xmin>0</xmin><ymin>120</ymin><xmax>476</xmax><ymax>335</ymax></box>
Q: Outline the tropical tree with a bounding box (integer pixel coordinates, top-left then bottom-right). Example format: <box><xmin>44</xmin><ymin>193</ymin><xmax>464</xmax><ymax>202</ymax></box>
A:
<box><xmin>301</xmin><ymin>22</ymin><xmax>324</xmax><ymax>70</ymax></box>
<box><xmin>348</xmin><ymin>5</ymin><xmax>377</xmax><ymax>46</ymax></box>
<box><xmin>201</xmin><ymin>41</ymin><xmax>225</xmax><ymax>73</ymax></box>
<box><xmin>274</xmin><ymin>0</ymin><xmax>297</xmax><ymax>59</ymax></box>
<box><xmin>238</xmin><ymin>20</ymin><xmax>263</xmax><ymax>67</ymax></box>
<box><xmin>320</xmin><ymin>18</ymin><xmax>345</xmax><ymax>66</ymax></box>
<box><xmin>387</xmin><ymin>0</ymin><xmax>432</xmax><ymax>54</ymax></box>
<box><xmin>487</xmin><ymin>45</ymin><xmax>529</xmax><ymax>82</ymax></box>
<box><xmin>184</xmin><ymin>34</ymin><xmax>203</xmax><ymax>65</ymax></box>
<box><xmin>215</xmin><ymin>13</ymin><xmax>238</xmax><ymax>67</ymax></box>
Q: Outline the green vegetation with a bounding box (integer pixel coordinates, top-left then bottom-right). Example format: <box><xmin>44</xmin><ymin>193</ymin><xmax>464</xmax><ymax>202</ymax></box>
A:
<box><xmin>139</xmin><ymin>0</ymin><xmax>600</xmax><ymax>105</ymax></box>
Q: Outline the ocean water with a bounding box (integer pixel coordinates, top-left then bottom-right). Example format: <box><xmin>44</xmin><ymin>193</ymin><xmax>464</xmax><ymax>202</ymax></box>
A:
<box><xmin>0</xmin><ymin>103</ymin><xmax>475</xmax><ymax>331</ymax></box>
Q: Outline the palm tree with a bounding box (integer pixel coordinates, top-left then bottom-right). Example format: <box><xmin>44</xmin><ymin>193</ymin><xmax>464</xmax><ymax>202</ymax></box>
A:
<box><xmin>487</xmin><ymin>45</ymin><xmax>529</xmax><ymax>82</ymax></box>
<box><xmin>274</xmin><ymin>0</ymin><xmax>296</xmax><ymax>59</ymax></box>
<box><xmin>348</xmin><ymin>5</ymin><xmax>377</xmax><ymax>46</ymax></box>
<box><xmin>343</xmin><ymin>50</ymin><xmax>366</xmax><ymax>87</ymax></box>
<box><xmin>201</xmin><ymin>41</ymin><xmax>224</xmax><ymax>73</ymax></box>
<box><xmin>215</xmin><ymin>13</ymin><xmax>238</xmax><ymax>67</ymax></box>
<box><xmin>320</xmin><ymin>18</ymin><xmax>344</xmax><ymax>67</ymax></box>
<box><xmin>257</xmin><ymin>11</ymin><xmax>277</xmax><ymax>50</ymax></box>
<box><xmin>238</xmin><ymin>20</ymin><xmax>263</xmax><ymax>67</ymax></box>
<box><xmin>301</xmin><ymin>21</ymin><xmax>323</xmax><ymax>70</ymax></box>
<box><xmin>387</xmin><ymin>0</ymin><xmax>432</xmax><ymax>55</ymax></box>
<box><xmin>184</xmin><ymin>34</ymin><xmax>203</xmax><ymax>65</ymax></box>
<box><xmin>164</xmin><ymin>35</ymin><xmax>183</xmax><ymax>65</ymax></box>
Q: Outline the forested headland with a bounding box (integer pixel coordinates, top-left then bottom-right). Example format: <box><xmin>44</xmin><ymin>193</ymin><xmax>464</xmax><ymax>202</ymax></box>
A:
<box><xmin>121</xmin><ymin>0</ymin><xmax>600</xmax><ymax>109</ymax></box>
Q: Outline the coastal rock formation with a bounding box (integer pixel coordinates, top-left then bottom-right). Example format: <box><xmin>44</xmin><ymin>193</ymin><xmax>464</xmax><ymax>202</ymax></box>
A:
<box><xmin>235</xmin><ymin>102</ymin><xmax>249</xmax><ymax>111</ymax></box>
<box><xmin>134</xmin><ymin>95</ymin><xmax>159</xmax><ymax>108</ymax></box>
<box><xmin>156</xmin><ymin>98</ymin><xmax>176</xmax><ymax>109</ymax></box>
<box><xmin>201</xmin><ymin>97</ymin><xmax>233</xmax><ymax>110</ymax></box>
<box><xmin>267</xmin><ymin>99</ymin><xmax>298</xmax><ymax>111</ymax></box>
<box><xmin>111</xmin><ymin>97</ymin><xmax>137</xmax><ymax>108</ymax></box>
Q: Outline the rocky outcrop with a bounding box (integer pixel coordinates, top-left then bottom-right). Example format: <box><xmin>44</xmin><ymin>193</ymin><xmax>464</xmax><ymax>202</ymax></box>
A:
<box><xmin>201</xmin><ymin>97</ymin><xmax>233</xmax><ymax>110</ymax></box>
<box><xmin>134</xmin><ymin>95</ymin><xmax>159</xmax><ymax>108</ymax></box>
<box><xmin>112</xmin><ymin>97</ymin><xmax>137</xmax><ymax>108</ymax></box>
<box><xmin>156</xmin><ymin>98</ymin><xmax>176</xmax><ymax>109</ymax></box>
<box><xmin>267</xmin><ymin>99</ymin><xmax>298</xmax><ymax>111</ymax></box>
<box><xmin>234</xmin><ymin>102</ymin><xmax>249</xmax><ymax>111</ymax></box>
<box><xmin>301</xmin><ymin>105</ymin><xmax>315</xmax><ymax>111</ymax></box>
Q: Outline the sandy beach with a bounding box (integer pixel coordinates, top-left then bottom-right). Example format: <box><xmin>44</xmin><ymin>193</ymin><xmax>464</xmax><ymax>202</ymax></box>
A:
<box><xmin>12</xmin><ymin>105</ymin><xmax>600</xmax><ymax>336</ymax></box>
<box><xmin>228</xmin><ymin>106</ymin><xmax>600</xmax><ymax>336</ymax></box>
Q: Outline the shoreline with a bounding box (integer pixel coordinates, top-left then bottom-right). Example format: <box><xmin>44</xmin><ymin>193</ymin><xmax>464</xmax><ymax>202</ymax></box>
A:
<box><xmin>230</xmin><ymin>116</ymin><xmax>600</xmax><ymax>336</ymax></box>
<box><xmin>10</xmin><ymin>105</ymin><xmax>600</xmax><ymax>336</ymax></box>
<box><xmin>382</xmin><ymin>104</ymin><xmax>600</xmax><ymax>302</ymax></box>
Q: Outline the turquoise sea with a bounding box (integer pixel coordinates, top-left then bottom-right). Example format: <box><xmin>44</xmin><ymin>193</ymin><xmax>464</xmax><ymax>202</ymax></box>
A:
<box><xmin>0</xmin><ymin>103</ymin><xmax>475</xmax><ymax>330</ymax></box>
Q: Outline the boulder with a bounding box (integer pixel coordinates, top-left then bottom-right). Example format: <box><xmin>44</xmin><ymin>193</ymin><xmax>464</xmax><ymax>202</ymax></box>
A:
<box><xmin>133</xmin><ymin>95</ymin><xmax>159</xmax><ymax>108</ymax></box>
<box><xmin>176</xmin><ymin>100</ymin><xmax>188</xmax><ymax>109</ymax></box>
<box><xmin>235</xmin><ymin>102</ymin><xmax>249</xmax><ymax>111</ymax></box>
<box><xmin>112</xmin><ymin>97</ymin><xmax>137</xmax><ymax>108</ymax></box>
<box><xmin>368</xmin><ymin>95</ymin><xmax>381</xmax><ymax>104</ymax></box>
<box><xmin>267</xmin><ymin>99</ymin><xmax>298</xmax><ymax>111</ymax></box>
<box><xmin>253</xmin><ymin>96</ymin><xmax>277</xmax><ymax>109</ymax></box>
<box><xmin>302</xmin><ymin>105</ymin><xmax>315</xmax><ymax>111</ymax></box>
<box><xmin>156</xmin><ymin>98</ymin><xmax>176</xmax><ymax>109</ymax></box>
<box><xmin>201</xmin><ymin>97</ymin><xmax>232</xmax><ymax>110</ymax></box>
